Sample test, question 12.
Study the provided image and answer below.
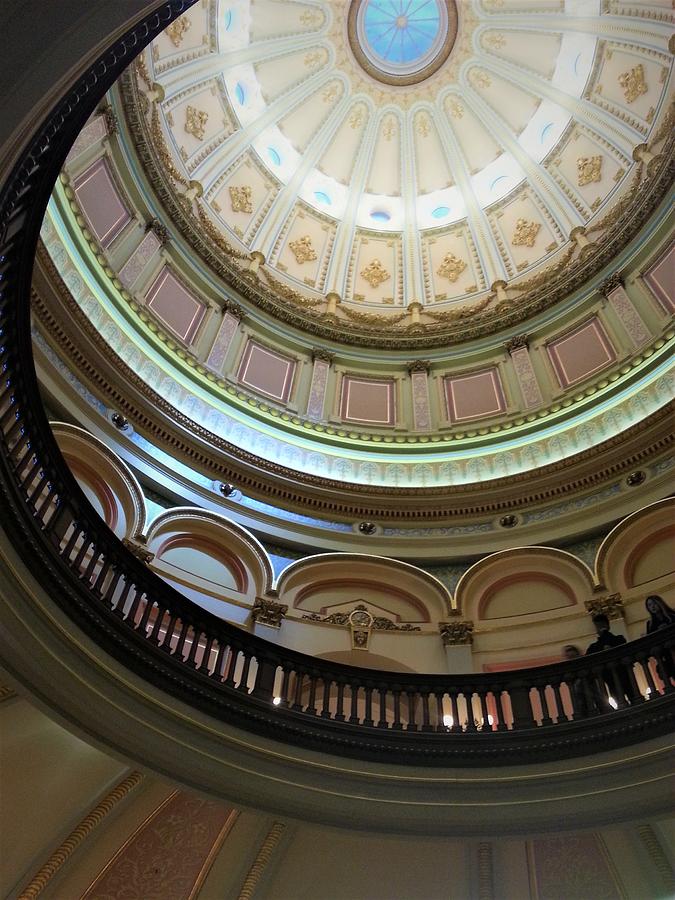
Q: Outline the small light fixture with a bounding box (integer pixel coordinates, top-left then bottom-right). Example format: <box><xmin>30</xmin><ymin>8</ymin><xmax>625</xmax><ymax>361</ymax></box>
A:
<box><xmin>272</xmin><ymin>696</ymin><xmax>282</xmax><ymax>706</ymax></box>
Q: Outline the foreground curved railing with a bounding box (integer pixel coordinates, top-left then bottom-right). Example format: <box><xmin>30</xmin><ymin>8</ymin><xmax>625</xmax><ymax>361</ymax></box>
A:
<box><xmin>0</xmin><ymin>1</ymin><xmax>674</xmax><ymax>766</ymax></box>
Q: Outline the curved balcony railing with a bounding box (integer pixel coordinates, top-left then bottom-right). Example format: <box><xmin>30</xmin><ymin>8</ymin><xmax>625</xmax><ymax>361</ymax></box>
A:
<box><xmin>1</xmin><ymin>0</ymin><xmax>674</xmax><ymax>766</ymax></box>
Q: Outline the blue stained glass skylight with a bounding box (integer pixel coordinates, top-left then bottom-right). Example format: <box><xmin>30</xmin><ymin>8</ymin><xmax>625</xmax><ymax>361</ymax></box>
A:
<box><xmin>235</xmin><ymin>82</ymin><xmax>246</xmax><ymax>105</ymax></box>
<box><xmin>362</xmin><ymin>0</ymin><xmax>442</xmax><ymax>67</ymax></box>
<box><xmin>431</xmin><ymin>206</ymin><xmax>450</xmax><ymax>219</ymax></box>
<box><xmin>370</xmin><ymin>210</ymin><xmax>391</xmax><ymax>223</ymax></box>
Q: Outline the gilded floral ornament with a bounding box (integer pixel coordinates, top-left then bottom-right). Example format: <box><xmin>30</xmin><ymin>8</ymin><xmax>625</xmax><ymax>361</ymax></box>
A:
<box><xmin>470</xmin><ymin>69</ymin><xmax>491</xmax><ymax>89</ymax></box>
<box><xmin>577</xmin><ymin>155</ymin><xmax>603</xmax><ymax>186</ymax></box>
<box><xmin>437</xmin><ymin>253</ymin><xmax>467</xmax><ymax>282</ymax></box>
<box><xmin>382</xmin><ymin>117</ymin><xmax>396</xmax><ymax>141</ymax></box>
<box><xmin>619</xmin><ymin>64</ymin><xmax>648</xmax><ymax>103</ymax></box>
<box><xmin>447</xmin><ymin>98</ymin><xmax>464</xmax><ymax>119</ymax></box>
<box><xmin>165</xmin><ymin>15</ymin><xmax>191</xmax><ymax>47</ymax></box>
<box><xmin>300</xmin><ymin>8</ymin><xmax>323</xmax><ymax>26</ymax></box>
<box><xmin>349</xmin><ymin>108</ymin><xmax>365</xmax><ymax>129</ymax></box>
<box><xmin>512</xmin><ymin>218</ymin><xmax>541</xmax><ymax>248</ymax></box>
<box><xmin>361</xmin><ymin>259</ymin><xmax>391</xmax><ymax>288</ymax></box>
<box><xmin>289</xmin><ymin>235</ymin><xmax>318</xmax><ymax>265</ymax></box>
<box><xmin>184</xmin><ymin>105</ymin><xmax>208</xmax><ymax>140</ymax></box>
<box><xmin>483</xmin><ymin>32</ymin><xmax>506</xmax><ymax>50</ymax></box>
<box><xmin>416</xmin><ymin>114</ymin><xmax>430</xmax><ymax>138</ymax></box>
<box><xmin>229</xmin><ymin>185</ymin><xmax>253</xmax><ymax>214</ymax></box>
<box><xmin>322</xmin><ymin>82</ymin><xmax>341</xmax><ymax>103</ymax></box>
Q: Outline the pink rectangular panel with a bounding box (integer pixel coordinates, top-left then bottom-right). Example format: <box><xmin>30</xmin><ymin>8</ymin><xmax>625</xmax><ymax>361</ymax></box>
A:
<box><xmin>73</xmin><ymin>157</ymin><xmax>131</xmax><ymax>248</ymax></box>
<box><xmin>444</xmin><ymin>368</ymin><xmax>505</xmax><ymax>423</ymax></box>
<box><xmin>145</xmin><ymin>267</ymin><xmax>206</xmax><ymax>344</ymax></box>
<box><xmin>643</xmin><ymin>242</ymin><xmax>675</xmax><ymax>314</ymax></box>
<box><xmin>547</xmin><ymin>317</ymin><xmax>616</xmax><ymax>388</ymax></box>
<box><xmin>340</xmin><ymin>376</ymin><xmax>396</xmax><ymax>426</ymax></box>
<box><xmin>237</xmin><ymin>340</ymin><xmax>296</xmax><ymax>403</ymax></box>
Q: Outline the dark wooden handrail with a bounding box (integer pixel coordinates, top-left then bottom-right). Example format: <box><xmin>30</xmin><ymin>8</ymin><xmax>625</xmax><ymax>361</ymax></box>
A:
<box><xmin>0</xmin><ymin>0</ymin><xmax>673</xmax><ymax>766</ymax></box>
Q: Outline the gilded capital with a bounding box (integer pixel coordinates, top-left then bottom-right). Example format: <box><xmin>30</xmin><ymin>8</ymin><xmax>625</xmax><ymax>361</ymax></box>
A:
<box><xmin>407</xmin><ymin>359</ymin><xmax>431</xmax><ymax>374</ymax></box>
<box><xmin>251</xmin><ymin>597</ymin><xmax>288</xmax><ymax>629</ymax></box>
<box><xmin>147</xmin><ymin>218</ymin><xmax>169</xmax><ymax>245</ymax></box>
<box><xmin>585</xmin><ymin>593</ymin><xmax>624</xmax><ymax>620</ymax></box>
<box><xmin>599</xmin><ymin>272</ymin><xmax>623</xmax><ymax>297</ymax></box>
<box><xmin>223</xmin><ymin>299</ymin><xmax>244</xmax><ymax>319</ymax></box>
<box><xmin>504</xmin><ymin>334</ymin><xmax>529</xmax><ymax>354</ymax></box>
<box><xmin>312</xmin><ymin>347</ymin><xmax>335</xmax><ymax>364</ymax></box>
<box><xmin>439</xmin><ymin>620</ymin><xmax>474</xmax><ymax>646</ymax></box>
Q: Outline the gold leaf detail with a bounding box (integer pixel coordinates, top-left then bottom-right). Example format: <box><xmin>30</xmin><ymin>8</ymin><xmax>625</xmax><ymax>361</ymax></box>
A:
<box><xmin>184</xmin><ymin>105</ymin><xmax>208</xmax><ymax>141</ymax></box>
<box><xmin>349</xmin><ymin>108</ymin><xmax>364</xmax><ymax>129</ymax></box>
<box><xmin>166</xmin><ymin>16</ymin><xmax>191</xmax><ymax>47</ymax></box>
<box><xmin>619</xmin><ymin>64</ymin><xmax>648</xmax><ymax>103</ymax></box>
<box><xmin>360</xmin><ymin>259</ymin><xmax>391</xmax><ymax>288</ymax></box>
<box><xmin>470</xmin><ymin>70</ymin><xmax>491</xmax><ymax>89</ymax></box>
<box><xmin>483</xmin><ymin>32</ymin><xmax>506</xmax><ymax>50</ymax></box>
<box><xmin>512</xmin><ymin>218</ymin><xmax>541</xmax><ymax>248</ymax></box>
<box><xmin>436</xmin><ymin>253</ymin><xmax>467</xmax><ymax>282</ymax></box>
<box><xmin>577</xmin><ymin>155</ymin><xmax>603</xmax><ymax>186</ymax></box>
<box><xmin>382</xmin><ymin>117</ymin><xmax>396</xmax><ymax>141</ymax></box>
<box><xmin>229</xmin><ymin>185</ymin><xmax>253</xmax><ymax>214</ymax></box>
<box><xmin>289</xmin><ymin>235</ymin><xmax>318</xmax><ymax>264</ymax></box>
<box><xmin>447</xmin><ymin>98</ymin><xmax>464</xmax><ymax>119</ymax></box>
<box><xmin>416</xmin><ymin>114</ymin><xmax>430</xmax><ymax>138</ymax></box>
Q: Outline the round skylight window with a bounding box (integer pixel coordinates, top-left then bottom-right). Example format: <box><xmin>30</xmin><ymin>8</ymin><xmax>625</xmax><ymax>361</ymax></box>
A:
<box><xmin>348</xmin><ymin>0</ymin><xmax>457</xmax><ymax>86</ymax></box>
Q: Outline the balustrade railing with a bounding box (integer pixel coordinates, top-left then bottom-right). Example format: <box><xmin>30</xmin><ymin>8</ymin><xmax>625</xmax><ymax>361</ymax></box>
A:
<box><xmin>0</xmin><ymin>0</ymin><xmax>673</xmax><ymax>766</ymax></box>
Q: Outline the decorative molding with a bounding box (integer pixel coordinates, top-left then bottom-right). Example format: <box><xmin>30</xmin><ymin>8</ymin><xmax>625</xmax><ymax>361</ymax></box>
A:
<box><xmin>439</xmin><ymin>621</ymin><xmax>474</xmax><ymax>645</ymax></box>
<box><xmin>17</xmin><ymin>772</ymin><xmax>143</xmax><ymax>900</ymax></box>
<box><xmin>477</xmin><ymin>842</ymin><xmax>495</xmax><ymax>900</ymax></box>
<box><xmin>637</xmin><ymin>826</ymin><xmax>675</xmax><ymax>895</ymax></box>
<box><xmin>585</xmin><ymin>593</ymin><xmax>624</xmax><ymax>620</ymax></box>
<box><xmin>236</xmin><ymin>822</ymin><xmax>286</xmax><ymax>900</ymax></box>
<box><xmin>303</xmin><ymin>604</ymin><xmax>420</xmax><ymax>632</ymax></box>
<box><xmin>30</xmin><ymin>252</ymin><xmax>675</xmax><ymax>522</ymax></box>
<box><xmin>251</xmin><ymin>597</ymin><xmax>288</xmax><ymax>629</ymax></box>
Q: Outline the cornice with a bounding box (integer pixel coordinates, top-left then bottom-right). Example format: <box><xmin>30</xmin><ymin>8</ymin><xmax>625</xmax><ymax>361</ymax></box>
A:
<box><xmin>32</xmin><ymin>273</ymin><xmax>675</xmax><ymax>523</ymax></box>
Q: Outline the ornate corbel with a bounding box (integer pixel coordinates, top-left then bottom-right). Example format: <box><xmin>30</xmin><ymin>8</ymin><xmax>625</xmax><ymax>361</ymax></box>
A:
<box><xmin>122</xmin><ymin>537</ymin><xmax>155</xmax><ymax>564</ymax></box>
<box><xmin>439</xmin><ymin>621</ymin><xmax>474</xmax><ymax>646</ymax></box>
<box><xmin>251</xmin><ymin>597</ymin><xmax>288</xmax><ymax>629</ymax></box>
<box><xmin>585</xmin><ymin>593</ymin><xmax>624</xmax><ymax>620</ymax></box>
